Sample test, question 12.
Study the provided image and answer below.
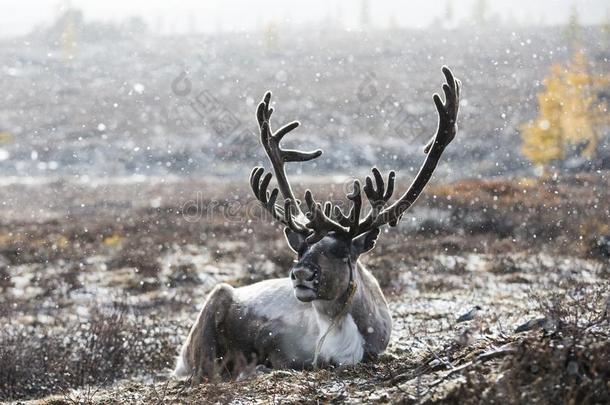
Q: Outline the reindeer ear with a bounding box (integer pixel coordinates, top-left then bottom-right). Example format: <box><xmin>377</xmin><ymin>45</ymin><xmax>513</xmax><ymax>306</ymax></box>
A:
<box><xmin>351</xmin><ymin>228</ymin><xmax>381</xmax><ymax>256</ymax></box>
<box><xmin>284</xmin><ymin>228</ymin><xmax>307</xmax><ymax>254</ymax></box>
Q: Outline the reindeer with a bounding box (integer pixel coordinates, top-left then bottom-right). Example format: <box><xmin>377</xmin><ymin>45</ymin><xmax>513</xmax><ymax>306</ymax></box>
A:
<box><xmin>175</xmin><ymin>67</ymin><xmax>460</xmax><ymax>382</ymax></box>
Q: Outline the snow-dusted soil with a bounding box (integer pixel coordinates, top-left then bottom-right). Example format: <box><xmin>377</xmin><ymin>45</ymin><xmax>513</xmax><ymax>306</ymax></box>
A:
<box><xmin>1</xmin><ymin>174</ymin><xmax>608</xmax><ymax>403</ymax></box>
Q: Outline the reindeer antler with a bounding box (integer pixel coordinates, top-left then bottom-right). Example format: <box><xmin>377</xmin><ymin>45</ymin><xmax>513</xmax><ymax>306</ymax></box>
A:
<box><xmin>251</xmin><ymin>66</ymin><xmax>460</xmax><ymax>243</ymax></box>
<box><xmin>329</xmin><ymin>67</ymin><xmax>460</xmax><ymax>237</ymax></box>
<box><xmin>369</xmin><ymin>66</ymin><xmax>460</xmax><ymax>229</ymax></box>
<box><xmin>255</xmin><ymin>92</ymin><xmax>322</xmax><ymax>207</ymax></box>
<box><xmin>250</xmin><ymin>92</ymin><xmax>346</xmax><ymax>241</ymax></box>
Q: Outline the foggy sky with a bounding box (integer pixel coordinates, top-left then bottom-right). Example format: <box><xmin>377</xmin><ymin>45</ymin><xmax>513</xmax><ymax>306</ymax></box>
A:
<box><xmin>0</xmin><ymin>0</ymin><xmax>608</xmax><ymax>38</ymax></box>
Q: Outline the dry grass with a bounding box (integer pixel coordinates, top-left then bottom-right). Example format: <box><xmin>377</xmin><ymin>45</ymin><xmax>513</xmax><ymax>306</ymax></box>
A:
<box><xmin>428</xmin><ymin>172</ymin><xmax>610</xmax><ymax>257</ymax></box>
<box><xmin>0</xmin><ymin>307</ymin><xmax>178</xmax><ymax>401</ymax></box>
<box><xmin>438</xmin><ymin>283</ymin><xmax>609</xmax><ymax>404</ymax></box>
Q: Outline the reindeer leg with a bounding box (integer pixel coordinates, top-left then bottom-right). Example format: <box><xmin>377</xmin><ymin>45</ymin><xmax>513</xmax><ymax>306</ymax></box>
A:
<box><xmin>174</xmin><ymin>283</ymin><xmax>235</xmax><ymax>383</ymax></box>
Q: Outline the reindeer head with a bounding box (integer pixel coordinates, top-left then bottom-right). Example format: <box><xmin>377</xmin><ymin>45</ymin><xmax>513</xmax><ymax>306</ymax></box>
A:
<box><xmin>284</xmin><ymin>229</ymin><xmax>380</xmax><ymax>302</ymax></box>
<box><xmin>250</xmin><ymin>67</ymin><xmax>460</xmax><ymax>303</ymax></box>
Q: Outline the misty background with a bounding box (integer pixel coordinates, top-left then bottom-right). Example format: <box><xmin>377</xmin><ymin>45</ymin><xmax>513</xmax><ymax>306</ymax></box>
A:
<box><xmin>0</xmin><ymin>0</ymin><xmax>608</xmax><ymax>184</ymax></box>
<box><xmin>1</xmin><ymin>0</ymin><xmax>608</xmax><ymax>36</ymax></box>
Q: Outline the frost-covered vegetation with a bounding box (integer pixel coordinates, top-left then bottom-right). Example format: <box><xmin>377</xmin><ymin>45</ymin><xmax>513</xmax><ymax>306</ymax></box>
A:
<box><xmin>0</xmin><ymin>174</ymin><xmax>608</xmax><ymax>402</ymax></box>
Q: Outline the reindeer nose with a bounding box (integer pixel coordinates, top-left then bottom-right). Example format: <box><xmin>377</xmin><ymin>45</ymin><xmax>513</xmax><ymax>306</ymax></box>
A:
<box><xmin>290</xmin><ymin>265</ymin><xmax>317</xmax><ymax>282</ymax></box>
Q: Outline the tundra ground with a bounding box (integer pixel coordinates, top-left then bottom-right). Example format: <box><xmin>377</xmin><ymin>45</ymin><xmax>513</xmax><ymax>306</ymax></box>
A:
<box><xmin>1</xmin><ymin>172</ymin><xmax>608</xmax><ymax>404</ymax></box>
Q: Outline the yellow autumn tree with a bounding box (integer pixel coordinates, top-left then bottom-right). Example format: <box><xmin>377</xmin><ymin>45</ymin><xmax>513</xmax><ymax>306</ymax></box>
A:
<box><xmin>521</xmin><ymin>65</ymin><xmax>565</xmax><ymax>166</ymax></box>
<box><xmin>521</xmin><ymin>51</ymin><xmax>609</xmax><ymax>172</ymax></box>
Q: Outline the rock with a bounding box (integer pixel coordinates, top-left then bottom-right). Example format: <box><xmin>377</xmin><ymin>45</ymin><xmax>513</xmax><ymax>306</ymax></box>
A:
<box><xmin>591</xmin><ymin>236</ymin><xmax>610</xmax><ymax>259</ymax></box>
